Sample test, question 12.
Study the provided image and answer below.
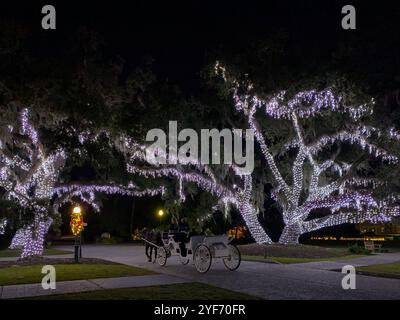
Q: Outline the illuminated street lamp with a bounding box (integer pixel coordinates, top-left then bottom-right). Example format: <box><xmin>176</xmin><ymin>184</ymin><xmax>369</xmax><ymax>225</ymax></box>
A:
<box><xmin>157</xmin><ymin>209</ymin><xmax>164</xmax><ymax>226</ymax></box>
<box><xmin>73</xmin><ymin>206</ymin><xmax>82</xmax><ymax>214</ymax></box>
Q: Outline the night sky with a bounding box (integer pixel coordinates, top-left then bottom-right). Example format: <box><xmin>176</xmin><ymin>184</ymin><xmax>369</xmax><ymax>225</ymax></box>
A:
<box><xmin>3</xmin><ymin>0</ymin><xmax>399</xmax><ymax>93</ymax></box>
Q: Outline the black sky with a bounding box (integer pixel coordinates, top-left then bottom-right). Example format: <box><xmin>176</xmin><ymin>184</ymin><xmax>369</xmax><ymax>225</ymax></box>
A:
<box><xmin>2</xmin><ymin>1</ymin><xmax>400</xmax><ymax>93</ymax></box>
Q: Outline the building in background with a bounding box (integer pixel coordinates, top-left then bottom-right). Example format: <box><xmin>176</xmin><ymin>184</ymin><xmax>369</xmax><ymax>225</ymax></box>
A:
<box><xmin>356</xmin><ymin>217</ymin><xmax>400</xmax><ymax>240</ymax></box>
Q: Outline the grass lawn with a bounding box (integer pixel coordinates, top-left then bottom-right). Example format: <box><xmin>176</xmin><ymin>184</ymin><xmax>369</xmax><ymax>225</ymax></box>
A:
<box><xmin>357</xmin><ymin>262</ymin><xmax>400</xmax><ymax>279</ymax></box>
<box><xmin>243</xmin><ymin>254</ymin><xmax>365</xmax><ymax>264</ymax></box>
<box><xmin>0</xmin><ymin>248</ymin><xmax>71</xmax><ymax>258</ymax></box>
<box><xmin>239</xmin><ymin>243</ymin><xmax>359</xmax><ymax>258</ymax></box>
<box><xmin>28</xmin><ymin>282</ymin><xmax>260</xmax><ymax>300</ymax></box>
<box><xmin>239</xmin><ymin>243</ymin><xmax>368</xmax><ymax>264</ymax></box>
<box><xmin>0</xmin><ymin>263</ymin><xmax>155</xmax><ymax>286</ymax></box>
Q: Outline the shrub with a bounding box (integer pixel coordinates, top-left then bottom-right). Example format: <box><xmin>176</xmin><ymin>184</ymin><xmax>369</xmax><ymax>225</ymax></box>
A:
<box><xmin>348</xmin><ymin>244</ymin><xmax>371</xmax><ymax>255</ymax></box>
<box><xmin>96</xmin><ymin>236</ymin><xmax>123</xmax><ymax>244</ymax></box>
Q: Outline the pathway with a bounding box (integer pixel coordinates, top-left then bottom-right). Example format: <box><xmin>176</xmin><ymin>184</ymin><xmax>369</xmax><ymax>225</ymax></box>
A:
<box><xmin>0</xmin><ymin>274</ymin><xmax>190</xmax><ymax>299</ymax></box>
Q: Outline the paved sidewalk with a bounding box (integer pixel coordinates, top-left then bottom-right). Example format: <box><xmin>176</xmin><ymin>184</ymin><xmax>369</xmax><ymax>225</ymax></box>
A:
<box><xmin>0</xmin><ymin>274</ymin><xmax>191</xmax><ymax>299</ymax></box>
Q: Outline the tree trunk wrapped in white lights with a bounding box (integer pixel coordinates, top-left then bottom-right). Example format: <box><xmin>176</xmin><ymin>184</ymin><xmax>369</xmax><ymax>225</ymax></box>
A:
<box><xmin>10</xmin><ymin>214</ymin><xmax>53</xmax><ymax>258</ymax></box>
<box><xmin>215</xmin><ymin>62</ymin><xmax>400</xmax><ymax>243</ymax></box>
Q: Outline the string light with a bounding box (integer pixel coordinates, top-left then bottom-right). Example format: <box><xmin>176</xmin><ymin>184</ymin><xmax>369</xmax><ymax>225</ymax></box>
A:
<box><xmin>53</xmin><ymin>184</ymin><xmax>165</xmax><ymax>213</ymax></box>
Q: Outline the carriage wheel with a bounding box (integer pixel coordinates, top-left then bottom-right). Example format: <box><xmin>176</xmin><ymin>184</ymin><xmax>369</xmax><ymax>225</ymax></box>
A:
<box><xmin>157</xmin><ymin>247</ymin><xmax>168</xmax><ymax>266</ymax></box>
<box><xmin>194</xmin><ymin>244</ymin><xmax>212</xmax><ymax>273</ymax></box>
<box><xmin>223</xmin><ymin>244</ymin><xmax>241</xmax><ymax>271</ymax></box>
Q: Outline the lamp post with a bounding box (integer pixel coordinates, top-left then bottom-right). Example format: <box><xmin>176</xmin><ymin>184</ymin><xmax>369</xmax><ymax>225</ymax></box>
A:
<box><xmin>157</xmin><ymin>209</ymin><xmax>164</xmax><ymax>227</ymax></box>
<box><xmin>71</xmin><ymin>205</ymin><xmax>83</xmax><ymax>263</ymax></box>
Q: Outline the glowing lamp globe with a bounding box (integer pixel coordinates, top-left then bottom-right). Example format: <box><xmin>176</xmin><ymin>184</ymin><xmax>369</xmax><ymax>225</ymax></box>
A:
<box><xmin>71</xmin><ymin>206</ymin><xmax>84</xmax><ymax>236</ymax></box>
<box><xmin>73</xmin><ymin>206</ymin><xmax>81</xmax><ymax>214</ymax></box>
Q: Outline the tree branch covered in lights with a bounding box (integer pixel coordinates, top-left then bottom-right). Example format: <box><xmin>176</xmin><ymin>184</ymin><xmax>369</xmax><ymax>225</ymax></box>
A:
<box><xmin>215</xmin><ymin>62</ymin><xmax>400</xmax><ymax>243</ymax></box>
<box><xmin>0</xmin><ymin>109</ymin><xmax>164</xmax><ymax>258</ymax></box>
<box><xmin>117</xmin><ymin>137</ymin><xmax>272</xmax><ymax>243</ymax></box>
<box><xmin>53</xmin><ymin>183</ymin><xmax>165</xmax><ymax>213</ymax></box>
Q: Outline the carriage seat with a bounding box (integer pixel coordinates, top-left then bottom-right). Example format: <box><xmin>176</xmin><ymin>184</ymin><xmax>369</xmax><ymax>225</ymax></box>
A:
<box><xmin>171</xmin><ymin>232</ymin><xmax>188</xmax><ymax>243</ymax></box>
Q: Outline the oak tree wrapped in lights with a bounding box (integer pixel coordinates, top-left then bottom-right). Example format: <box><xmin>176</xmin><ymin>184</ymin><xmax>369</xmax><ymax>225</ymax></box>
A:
<box><xmin>215</xmin><ymin>62</ymin><xmax>400</xmax><ymax>243</ymax></box>
<box><xmin>1</xmin><ymin>109</ymin><xmax>165</xmax><ymax>258</ymax></box>
<box><xmin>0</xmin><ymin>108</ymin><xmax>66</xmax><ymax>258</ymax></box>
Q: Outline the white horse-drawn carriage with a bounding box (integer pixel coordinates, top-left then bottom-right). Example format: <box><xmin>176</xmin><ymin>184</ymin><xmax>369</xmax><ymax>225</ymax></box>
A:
<box><xmin>144</xmin><ymin>232</ymin><xmax>241</xmax><ymax>273</ymax></box>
